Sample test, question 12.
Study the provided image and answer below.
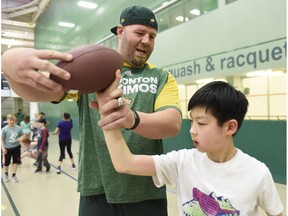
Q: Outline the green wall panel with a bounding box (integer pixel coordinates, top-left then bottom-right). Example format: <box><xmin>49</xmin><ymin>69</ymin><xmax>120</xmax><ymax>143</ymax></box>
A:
<box><xmin>234</xmin><ymin>120</ymin><xmax>286</xmax><ymax>184</ymax></box>
<box><xmin>38</xmin><ymin>101</ymin><xmax>79</xmax><ymax>140</ymax></box>
<box><xmin>38</xmin><ymin>101</ymin><xmax>286</xmax><ymax>184</ymax></box>
<box><xmin>163</xmin><ymin>119</ymin><xmax>286</xmax><ymax>184</ymax></box>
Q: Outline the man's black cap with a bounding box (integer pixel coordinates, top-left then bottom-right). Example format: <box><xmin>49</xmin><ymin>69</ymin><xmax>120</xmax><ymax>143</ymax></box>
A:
<box><xmin>111</xmin><ymin>5</ymin><xmax>158</xmax><ymax>35</ymax></box>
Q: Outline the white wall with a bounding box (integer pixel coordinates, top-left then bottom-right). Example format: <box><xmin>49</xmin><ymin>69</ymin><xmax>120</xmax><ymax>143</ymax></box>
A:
<box><xmin>150</xmin><ymin>0</ymin><xmax>286</xmax><ymax>75</ymax></box>
<box><xmin>150</xmin><ymin>0</ymin><xmax>286</xmax><ymax>119</ymax></box>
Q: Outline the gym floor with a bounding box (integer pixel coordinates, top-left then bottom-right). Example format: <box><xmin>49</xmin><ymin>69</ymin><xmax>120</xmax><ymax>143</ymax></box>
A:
<box><xmin>1</xmin><ymin>135</ymin><xmax>286</xmax><ymax>216</ymax></box>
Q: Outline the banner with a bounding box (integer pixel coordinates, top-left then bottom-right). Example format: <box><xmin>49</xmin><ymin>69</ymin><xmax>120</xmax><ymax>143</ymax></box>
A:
<box><xmin>165</xmin><ymin>38</ymin><xmax>286</xmax><ymax>84</ymax></box>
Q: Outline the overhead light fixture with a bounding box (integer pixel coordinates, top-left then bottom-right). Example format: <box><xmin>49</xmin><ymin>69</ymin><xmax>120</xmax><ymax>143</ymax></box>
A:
<box><xmin>162</xmin><ymin>1</ymin><xmax>169</xmax><ymax>6</ymax></box>
<box><xmin>1</xmin><ymin>38</ymin><xmax>34</xmax><ymax>48</ymax></box>
<box><xmin>7</xmin><ymin>39</ymin><xmax>14</xmax><ymax>48</ymax></box>
<box><xmin>175</xmin><ymin>16</ymin><xmax>189</xmax><ymax>22</ymax></box>
<box><xmin>246</xmin><ymin>70</ymin><xmax>284</xmax><ymax>77</ymax></box>
<box><xmin>175</xmin><ymin>16</ymin><xmax>184</xmax><ymax>22</ymax></box>
<box><xmin>196</xmin><ymin>78</ymin><xmax>214</xmax><ymax>84</ymax></box>
<box><xmin>214</xmin><ymin>79</ymin><xmax>227</xmax><ymax>82</ymax></box>
<box><xmin>77</xmin><ymin>1</ymin><xmax>98</xmax><ymax>9</ymax></box>
<box><xmin>1</xmin><ymin>29</ymin><xmax>34</xmax><ymax>40</ymax></box>
<box><xmin>58</xmin><ymin>22</ymin><xmax>75</xmax><ymax>28</ymax></box>
<box><xmin>2</xmin><ymin>19</ymin><xmax>35</xmax><ymax>28</ymax></box>
<box><xmin>190</xmin><ymin>9</ymin><xmax>200</xmax><ymax>16</ymax></box>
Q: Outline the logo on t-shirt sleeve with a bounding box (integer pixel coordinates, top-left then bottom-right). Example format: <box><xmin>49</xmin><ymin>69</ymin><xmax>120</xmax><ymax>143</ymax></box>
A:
<box><xmin>182</xmin><ymin>187</ymin><xmax>240</xmax><ymax>215</ymax></box>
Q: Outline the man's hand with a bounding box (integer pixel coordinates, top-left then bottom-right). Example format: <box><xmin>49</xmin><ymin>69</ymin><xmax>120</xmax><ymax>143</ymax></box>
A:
<box><xmin>1</xmin><ymin>48</ymin><xmax>73</xmax><ymax>92</ymax></box>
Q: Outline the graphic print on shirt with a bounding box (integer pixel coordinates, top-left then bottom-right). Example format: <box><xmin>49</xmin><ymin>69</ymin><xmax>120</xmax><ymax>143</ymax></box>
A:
<box><xmin>120</xmin><ymin>74</ymin><xmax>158</xmax><ymax>95</ymax></box>
<box><xmin>9</xmin><ymin>130</ymin><xmax>18</xmax><ymax>143</ymax></box>
<box><xmin>182</xmin><ymin>188</ymin><xmax>240</xmax><ymax>216</ymax></box>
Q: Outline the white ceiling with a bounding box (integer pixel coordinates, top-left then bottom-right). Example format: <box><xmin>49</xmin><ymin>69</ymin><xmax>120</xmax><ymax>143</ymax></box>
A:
<box><xmin>1</xmin><ymin>0</ymin><xmax>216</xmax><ymax>53</ymax></box>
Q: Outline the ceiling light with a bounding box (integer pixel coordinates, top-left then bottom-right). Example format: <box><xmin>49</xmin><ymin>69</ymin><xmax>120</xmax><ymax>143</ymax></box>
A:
<box><xmin>196</xmin><ymin>78</ymin><xmax>214</xmax><ymax>84</ymax></box>
<box><xmin>190</xmin><ymin>9</ymin><xmax>200</xmax><ymax>16</ymax></box>
<box><xmin>176</xmin><ymin>16</ymin><xmax>189</xmax><ymax>22</ymax></box>
<box><xmin>246</xmin><ymin>70</ymin><xmax>284</xmax><ymax>77</ymax></box>
<box><xmin>1</xmin><ymin>29</ymin><xmax>34</xmax><ymax>40</ymax></box>
<box><xmin>2</xmin><ymin>19</ymin><xmax>35</xmax><ymax>28</ymax></box>
<box><xmin>58</xmin><ymin>22</ymin><xmax>75</xmax><ymax>28</ymax></box>
<box><xmin>1</xmin><ymin>38</ymin><xmax>34</xmax><ymax>48</ymax></box>
<box><xmin>176</xmin><ymin>16</ymin><xmax>184</xmax><ymax>22</ymax></box>
<box><xmin>77</xmin><ymin>1</ymin><xmax>98</xmax><ymax>9</ymax></box>
<box><xmin>214</xmin><ymin>79</ymin><xmax>227</xmax><ymax>82</ymax></box>
<box><xmin>162</xmin><ymin>1</ymin><xmax>169</xmax><ymax>6</ymax></box>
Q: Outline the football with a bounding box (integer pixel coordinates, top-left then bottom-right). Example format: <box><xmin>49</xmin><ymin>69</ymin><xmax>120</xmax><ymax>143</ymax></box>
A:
<box><xmin>50</xmin><ymin>44</ymin><xmax>123</xmax><ymax>93</ymax></box>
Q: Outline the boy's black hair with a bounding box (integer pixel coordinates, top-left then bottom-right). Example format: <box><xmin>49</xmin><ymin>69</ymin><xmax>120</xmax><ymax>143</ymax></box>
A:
<box><xmin>188</xmin><ymin>81</ymin><xmax>248</xmax><ymax>134</ymax></box>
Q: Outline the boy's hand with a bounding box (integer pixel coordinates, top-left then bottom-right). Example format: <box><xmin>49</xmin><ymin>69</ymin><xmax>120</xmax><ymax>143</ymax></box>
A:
<box><xmin>92</xmin><ymin>70</ymin><xmax>135</xmax><ymax>130</ymax></box>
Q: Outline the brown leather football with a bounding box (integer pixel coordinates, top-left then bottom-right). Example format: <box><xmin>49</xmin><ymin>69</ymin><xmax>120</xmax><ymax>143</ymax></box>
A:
<box><xmin>50</xmin><ymin>44</ymin><xmax>123</xmax><ymax>93</ymax></box>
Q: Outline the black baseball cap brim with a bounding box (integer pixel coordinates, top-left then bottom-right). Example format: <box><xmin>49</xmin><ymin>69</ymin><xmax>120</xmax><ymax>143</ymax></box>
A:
<box><xmin>111</xmin><ymin>6</ymin><xmax>158</xmax><ymax>35</ymax></box>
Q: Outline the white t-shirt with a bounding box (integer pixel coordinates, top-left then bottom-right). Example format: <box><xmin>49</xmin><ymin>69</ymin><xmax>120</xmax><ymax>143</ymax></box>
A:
<box><xmin>152</xmin><ymin>148</ymin><xmax>283</xmax><ymax>215</ymax></box>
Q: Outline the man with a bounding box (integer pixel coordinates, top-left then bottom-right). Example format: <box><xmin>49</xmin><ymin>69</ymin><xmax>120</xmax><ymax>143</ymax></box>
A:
<box><xmin>15</xmin><ymin>109</ymin><xmax>24</xmax><ymax>126</ymax></box>
<box><xmin>1</xmin><ymin>5</ymin><xmax>182</xmax><ymax>216</ymax></box>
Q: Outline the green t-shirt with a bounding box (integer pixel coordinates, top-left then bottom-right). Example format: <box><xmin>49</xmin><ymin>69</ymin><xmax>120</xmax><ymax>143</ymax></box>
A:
<box><xmin>64</xmin><ymin>63</ymin><xmax>181</xmax><ymax>203</ymax></box>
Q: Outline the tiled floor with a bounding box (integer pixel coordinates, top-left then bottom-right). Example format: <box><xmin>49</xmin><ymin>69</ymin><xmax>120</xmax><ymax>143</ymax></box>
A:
<box><xmin>1</xmin><ymin>136</ymin><xmax>286</xmax><ymax>216</ymax></box>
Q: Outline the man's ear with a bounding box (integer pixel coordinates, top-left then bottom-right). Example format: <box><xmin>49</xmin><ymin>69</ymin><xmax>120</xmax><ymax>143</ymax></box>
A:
<box><xmin>226</xmin><ymin>119</ymin><xmax>238</xmax><ymax>136</ymax></box>
<box><xmin>117</xmin><ymin>25</ymin><xmax>124</xmax><ymax>37</ymax></box>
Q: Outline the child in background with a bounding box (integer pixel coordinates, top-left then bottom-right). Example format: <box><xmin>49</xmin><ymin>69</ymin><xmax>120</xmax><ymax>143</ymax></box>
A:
<box><xmin>97</xmin><ymin>80</ymin><xmax>284</xmax><ymax>215</ymax></box>
<box><xmin>34</xmin><ymin>118</ymin><xmax>50</xmax><ymax>173</ymax></box>
<box><xmin>1</xmin><ymin>114</ymin><xmax>24</xmax><ymax>183</ymax></box>
<box><xmin>20</xmin><ymin>136</ymin><xmax>38</xmax><ymax>161</ymax></box>
<box><xmin>20</xmin><ymin>115</ymin><xmax>31</xmax><ymax>136</ymax></box>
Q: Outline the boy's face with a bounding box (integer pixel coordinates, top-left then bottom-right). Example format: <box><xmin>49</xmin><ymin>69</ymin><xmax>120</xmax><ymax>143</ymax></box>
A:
<box><xmin>189</xmin><ymin>107</ymin><xmax>228</xmax><ymax>154</ymax></box>
<box><xmin>7</xmin><ymin>117</ymin><xmax>16</xmax><ymax>127</ymax></box>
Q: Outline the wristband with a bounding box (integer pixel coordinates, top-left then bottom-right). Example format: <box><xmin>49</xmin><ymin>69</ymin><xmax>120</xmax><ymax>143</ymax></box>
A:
<box><xmin>128</xmin><ymin>110</ymin><xmax>140</xmax><ymax>130</ymax></box>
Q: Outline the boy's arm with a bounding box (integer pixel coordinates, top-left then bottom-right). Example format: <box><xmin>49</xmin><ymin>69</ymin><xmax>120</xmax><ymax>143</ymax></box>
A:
<box><xmin>102</xmin><ymin>128</ymin><xmax>156</xmax><ymax>176</ymax></box>
<box><xmin>1</xmin><ymin>136</ymin><xmax>7</xmax><ymax>154</ymax></box>
<box><xmin>97</xmin><ymin>70</ymin><xmax>156</xmax><ymax>176</ymax></box>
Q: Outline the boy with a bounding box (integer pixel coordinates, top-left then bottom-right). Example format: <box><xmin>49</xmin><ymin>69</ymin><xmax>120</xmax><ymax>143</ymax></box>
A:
<box><xmin>97</xmin><ymin>79</ymin><xmax>284</xmax><ymax>215</ymax></box>
<box><xmin>34</xmin><ymin>118</ymin><xmax>50</xmax><ymax>173</ymax></box>
<box><xmin>1</xmin><ymin>114</ymin><xmax>24</xmax><ymax>183</ymax></box>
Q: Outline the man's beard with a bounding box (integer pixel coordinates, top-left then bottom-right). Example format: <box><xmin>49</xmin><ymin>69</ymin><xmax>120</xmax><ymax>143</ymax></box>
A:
<box><xmin>131</xmin><ymin>54</ymin><xmax>150</xmax><ymax>67</ymax></box>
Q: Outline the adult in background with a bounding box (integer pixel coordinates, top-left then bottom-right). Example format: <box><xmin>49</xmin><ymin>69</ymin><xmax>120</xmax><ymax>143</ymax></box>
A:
<box><xmin>1</xmin><ymin>5</ymin><xmax>182</xmax><ymax>216</ymax></box>
<box><xmin>52</xmin><ymin>112</ymin><xmax>76</xmax><ymax>174</ymax></box>
<box><xmin>15</xmin><ymin>109</ymin><xmax>24</xmax><ymax>126</ymax></box>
